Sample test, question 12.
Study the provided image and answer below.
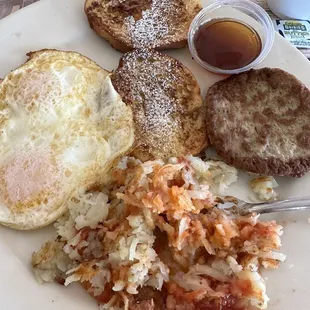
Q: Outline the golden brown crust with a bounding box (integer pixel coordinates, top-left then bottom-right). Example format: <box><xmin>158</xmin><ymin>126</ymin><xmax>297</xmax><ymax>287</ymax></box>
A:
<box><xmin>206</xmin><ymin>68</ymin><xmax>310</xmax><ymax>177</ymax></box>
<box><xmin>84</xmin><ymin>0</ymin><xmax>202</xmax><ymax>52</ymax></box>
<box><xmin>111</xmin><ymin>49</ymin><xmax>208</xmax><ymax>161</ymax></box>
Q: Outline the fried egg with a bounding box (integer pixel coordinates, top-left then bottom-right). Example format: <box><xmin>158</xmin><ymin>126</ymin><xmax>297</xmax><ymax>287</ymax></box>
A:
<box><xmin>0</xmin><ymin>49</ymin><xmax>134</xmax><ymax>230</ymax></box>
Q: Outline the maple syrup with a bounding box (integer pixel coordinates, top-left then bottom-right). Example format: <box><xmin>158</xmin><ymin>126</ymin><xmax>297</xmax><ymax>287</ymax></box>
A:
<box><xmin>194</xmin><ymin>18</ymin><xmax>262</xmax><ymax>70</ymax></box>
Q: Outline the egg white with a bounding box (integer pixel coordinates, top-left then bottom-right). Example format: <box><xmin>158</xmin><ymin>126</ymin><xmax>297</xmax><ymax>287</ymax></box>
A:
<box><xmin>0</xmin><ymin>49</ymin><xmax>134</xmax><ymax>230</ymax></box>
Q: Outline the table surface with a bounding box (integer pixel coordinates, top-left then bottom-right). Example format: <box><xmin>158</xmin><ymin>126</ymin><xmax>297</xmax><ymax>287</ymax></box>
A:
<box><xmin>0</xmin><ymin>0</ymin><xmax>309</xmax><ymax>58</ymax></box>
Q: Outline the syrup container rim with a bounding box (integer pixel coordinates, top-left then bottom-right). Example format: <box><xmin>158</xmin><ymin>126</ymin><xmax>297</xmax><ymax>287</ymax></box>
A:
<box><xmin>188</xmin><ymin>0</ymin><xmax>275</xmax><ymax>75</ymax></box>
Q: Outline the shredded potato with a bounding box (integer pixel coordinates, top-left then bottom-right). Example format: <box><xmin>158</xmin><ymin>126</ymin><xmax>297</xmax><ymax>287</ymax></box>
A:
<box><xmin>32</xmin><ymin>157</ymin><xmax>285</xmax><ymax>310</ymax></box>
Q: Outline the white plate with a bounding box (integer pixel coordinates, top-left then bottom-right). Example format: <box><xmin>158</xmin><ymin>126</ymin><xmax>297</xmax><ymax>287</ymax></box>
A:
<box><xmin>0</xmin><ymin>0</ymin><xmax>310</xmax><ymax>309</ymax></box>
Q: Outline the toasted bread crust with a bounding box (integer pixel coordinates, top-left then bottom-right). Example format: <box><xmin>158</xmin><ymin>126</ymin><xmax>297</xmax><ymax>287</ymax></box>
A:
<box><xmin>85</xmin><ymin>0</ymin><xmax>202</xmax><ymax>52</ymax></box>
<box><xmin>112</xmin><ymin>49</ymin><xmax>208</xmax><ymax>161</ymax></box>
<box><xmin>206</xmin><ymin>68</ymin><xmax>310</xmax><ymax>177</ymax></box>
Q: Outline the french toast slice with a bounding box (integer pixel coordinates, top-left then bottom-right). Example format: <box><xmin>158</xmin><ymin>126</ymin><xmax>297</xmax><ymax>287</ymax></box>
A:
<box><xmin>84</xmin><ymin>0</ymin><xmax>202</xmax><ymax>52</ymax></box>
<box><xmin>111</xmin><ymin>49</ymin><xmax>208</xmax><ymax>161</ymax></box>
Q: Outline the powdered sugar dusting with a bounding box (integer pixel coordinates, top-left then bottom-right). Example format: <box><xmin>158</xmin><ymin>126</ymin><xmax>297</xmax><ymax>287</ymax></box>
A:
<box><xmin>125</xmin><ymin>0</ymin><xmax>180</xmax><ymax>48</ymax></box>
<box><xmin>112</xmin><ymin>49</ymin><xmax>183</xmax><ymax>158</ymax></box>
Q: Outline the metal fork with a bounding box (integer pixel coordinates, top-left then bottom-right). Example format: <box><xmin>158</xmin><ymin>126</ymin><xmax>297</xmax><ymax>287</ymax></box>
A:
<box><xmin>237</xmin><ymin>196</ymin><xmax>310</xmax><ymax>216</ymax></box>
